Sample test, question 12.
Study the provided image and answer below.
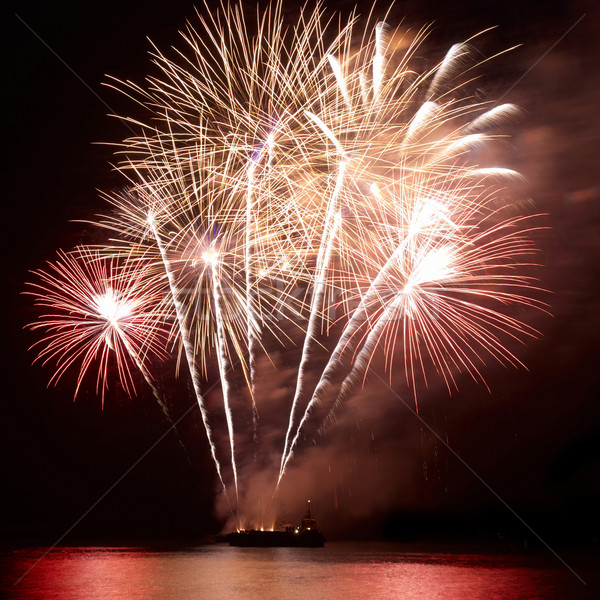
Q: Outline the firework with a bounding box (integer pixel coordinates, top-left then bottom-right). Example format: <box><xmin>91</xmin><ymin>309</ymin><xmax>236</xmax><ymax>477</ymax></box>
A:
<box><xmin>25</xmin><ymin>247</ymin><xmax>170</xmax><ymax>407</ymax></box>
<box><xmin>26</xmin><ymin>2</ymin><xmax>547</xmax><ymax>524</ymax></box>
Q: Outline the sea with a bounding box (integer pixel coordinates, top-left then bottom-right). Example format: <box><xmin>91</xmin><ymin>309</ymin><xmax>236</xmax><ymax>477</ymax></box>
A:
<box><xmin>1</xmin><ymin>542</ymin><xmax>597</xmax><ymax>599</ymax></box>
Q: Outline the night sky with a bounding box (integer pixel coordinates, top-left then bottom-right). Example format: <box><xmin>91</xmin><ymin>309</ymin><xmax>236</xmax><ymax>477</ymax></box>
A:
<box><xmin>3</xmin><ymin>0</ymin><xmax>599</xmax><ymax>545</ymax></box>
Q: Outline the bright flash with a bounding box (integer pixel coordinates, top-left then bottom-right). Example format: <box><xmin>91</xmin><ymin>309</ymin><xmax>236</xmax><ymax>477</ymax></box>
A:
<box><xmin>94</xmin><ymin>288</ymin><xmax>133</xmax><ymax>326</ymax></box>
<box><xmin>202</xmin><ymin>250</ymin><xmax>219</xmax><ymax>266</ymax></box>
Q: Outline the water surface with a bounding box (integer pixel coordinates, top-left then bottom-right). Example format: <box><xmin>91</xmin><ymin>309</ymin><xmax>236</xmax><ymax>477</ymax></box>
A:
<box><xmin>1</xmin><ymin>542</ymin><xmax>595</xmax><ymax>599</ymax></box>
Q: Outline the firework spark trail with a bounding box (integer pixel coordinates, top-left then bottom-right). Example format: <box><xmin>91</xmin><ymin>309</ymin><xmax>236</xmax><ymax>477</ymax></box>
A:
<box><xmin>279</xmin><ymin>242</ymin><xmax>405</xmax><ymax>471</ymax></box>
<box><xmin>427</xmin><ymin>43</ymin><xmax>469</xmax><ymax>100</ymax></box>
<box><xmin>278</xmin><ymin>194</ymin><xmax>444</xmax><ymax>472</ymax></box>
<box><xmin>245</xmin><ymin>158</ymin><xmax>259</xmax><ymax>452</ymax></box>
<box><xmin>327</xmin><ymin>55</ymin><xmax>351</xmax><ymax>110</ymax></box>
<box><xmin>304</xmin><ymin>110</ymin><xmax>347</xmax><ymax>158</ymax></box>
<box><xmin>148</xmin><ymin>217</ymin><xmax>231</xmax><ymax>505</ymax></box>
<box><xmin>278</xmin><ymin>209</ymin><xmax>342</xmax><ymax>484</ymax></box>
<box><xmin>372</xmin><ymin>22</ymin><xmax>387</xmax><ymax>99</ymax></box>
<box><xmin>209</xmin><ymin>256</ymin><xmax>240</xmax><ymax>509</ymax></box>
<box><xmin>278</xmin><ymin>162</ymin><xmax>346</xmax><ymax>481</ymax></box>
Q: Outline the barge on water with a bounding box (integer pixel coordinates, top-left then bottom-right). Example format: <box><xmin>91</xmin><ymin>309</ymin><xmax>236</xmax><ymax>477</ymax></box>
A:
<box><xmin>226</xmin><ymin>502</ymin><xmax>325</xmax><ymax>547</ymax></box>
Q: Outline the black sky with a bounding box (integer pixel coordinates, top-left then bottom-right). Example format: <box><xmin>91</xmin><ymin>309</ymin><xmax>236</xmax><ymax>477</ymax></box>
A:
<box><xmin>2</xmin><ymin>0</ymin><xmax>599</xmax><ymax>544</ymax></box>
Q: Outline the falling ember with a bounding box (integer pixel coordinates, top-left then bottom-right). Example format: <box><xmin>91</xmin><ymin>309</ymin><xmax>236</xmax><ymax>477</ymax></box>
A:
<box><xmin>25</xmin><ymin>2</ymin><xmax>548</xmax><ymax>526</ymax></box>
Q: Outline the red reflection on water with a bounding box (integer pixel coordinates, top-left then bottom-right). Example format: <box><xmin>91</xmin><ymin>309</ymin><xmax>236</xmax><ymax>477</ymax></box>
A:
<box><xmin>329</xmin><ymin>559</ymin><xmax>548</xmax><ymax>600</ymax></box>
<box><xmin>8</xmin><ymin>548</ymin><xmax>158</xmax><ymax>600</ymax></box>
<box><xmin>3</xmin><ymin>546</ymin><xmax>590</xmax><ymax>600</ymax></box>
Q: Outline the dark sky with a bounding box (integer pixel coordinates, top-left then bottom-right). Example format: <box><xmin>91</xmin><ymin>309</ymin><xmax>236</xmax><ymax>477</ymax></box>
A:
<box><xmin>3</xmin><ymin>0</ymin><xmax>599</xmax><ymax>544</ymax></box>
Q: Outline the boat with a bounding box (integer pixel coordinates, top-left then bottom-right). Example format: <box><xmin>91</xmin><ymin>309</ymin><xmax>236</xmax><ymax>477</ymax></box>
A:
<box><xmin>226</xmin><ymin>502</ymin><xmax>325</xmax><ymax>547</ymax></box>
